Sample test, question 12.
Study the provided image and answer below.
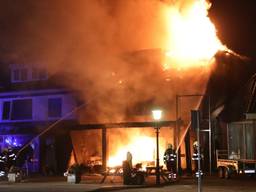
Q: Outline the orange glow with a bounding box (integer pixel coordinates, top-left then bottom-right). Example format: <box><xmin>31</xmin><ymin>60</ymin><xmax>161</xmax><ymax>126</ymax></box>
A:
<box><xmin>164</xmin><ymin>0</ymin><xmax>226</xmax><ymax>69</ymax></box>
<box><xmin>107</xmin><ymin>136</ymin><xmax>166</xmax><ymax>168</ymax></box>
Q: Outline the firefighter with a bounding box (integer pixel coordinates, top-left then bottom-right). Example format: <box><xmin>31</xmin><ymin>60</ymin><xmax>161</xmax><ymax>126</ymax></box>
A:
<box><xmin>0</xmin><ymin>149</ymin><xmax>9</xmax><ymax>176</ymax></box>
<box><xmin>7</xmin><ymin>147</ymin><xmax>17</xmax><ymax>165</ymax></box>
<box><xmin>0</xmin><ymin>150</ymin><xmax>6</xmax><ymax>177</ymax></box>
<box><xmin>192</xmin><ymin>141</ymin><xmax>203</xmax><ymax>178</ymax></box>
<box><xmin>16</xmin><ymin>144</ymin><xmax>34</xmax><ymax>168</ymax></box>
<box><xmin>163</xmin><ymin>144</ymin><xmax>177</xmax><ymax>179</ymax></box>
<box><xmin>123</xmin><ymin>151</ymin><xmax>133</xmax><ymax>185</ymax></box>
<box><xmin>126</xmin><ymin>151</ymin><xmax>133</xmax><ymax>170</ymax></box>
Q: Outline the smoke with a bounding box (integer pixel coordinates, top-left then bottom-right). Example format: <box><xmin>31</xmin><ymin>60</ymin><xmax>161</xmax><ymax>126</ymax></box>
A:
<box><xmin>0</xmin><ymin>0</ymin><xmax>213</xmax><ymax>122</ymax></box>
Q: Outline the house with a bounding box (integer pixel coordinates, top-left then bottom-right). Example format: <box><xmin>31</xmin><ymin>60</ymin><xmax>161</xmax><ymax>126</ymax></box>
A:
<box><xmin>0</xmin><ymin>63</ymin><xmax>79</xmax><ymax>174</ymax></box>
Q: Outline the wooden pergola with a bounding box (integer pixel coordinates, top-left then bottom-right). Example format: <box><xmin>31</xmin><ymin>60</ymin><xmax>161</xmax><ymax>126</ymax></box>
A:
<box><xmin>73</xmin><ymin>120</ymin><xmax>177</xmax><ymax>171</ymax></box>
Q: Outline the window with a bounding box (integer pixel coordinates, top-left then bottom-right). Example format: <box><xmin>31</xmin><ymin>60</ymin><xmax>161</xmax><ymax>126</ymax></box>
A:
<box><xmin>32</xmin><ymin>68</ymin><xmax>38</xmax><ymax>79</ymax></box>
<box><xmin>11</xmin><ymin>99</ymin><xmax>32</xmax><ymax>120</ymax></box>
<box><xmin>2</xmin><ymin>99</ymin><xmax>33</xmax><ymax>121</ymax></box>
<box><xmin>2</xmin><ymin>101</ymin><xmax>11</xmax><ymax>120</ymax></box>
<box><xmin>13</xmin><ymin>69</ymin><xmax>20</xmax><ymax>81</ymax></box>
<box><xmin>20</xmin><ymin>68</ymin><xmax>28</xmax><ymax>81</ymax></box>
<box><xmin>48</xmin><ymin>98</ymin><xmax>62</xmax><ymax>118</ymax></box>
<box><xmin>11</xmin><ymin>65</ymin><xmax>48</xmax><ymax>83</ymax></box>
<box><xmin>32</xmin><ymin>68</ymin><xmax>47</xmax><ymax>80</ymax></box>
<box><xmin>12</xmin><ymin>68</ymin><xmax>28</xmax><ymax>82</ymax></box>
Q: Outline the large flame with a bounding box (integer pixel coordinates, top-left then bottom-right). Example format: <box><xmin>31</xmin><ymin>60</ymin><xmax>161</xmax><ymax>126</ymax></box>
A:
<box><xmin>107</xmin><ymin>136</ymin><xmax>166</xmax><ymax>168</ymax></box>
<box><xmin>105</xmin><ymin>0</ymin><xmax>226</xmax><ymax>168</ymax></box>
<box><xmin>164</xmin><ymin>0</ymin><xmax>225</xmax><ymax>69</ymax></box>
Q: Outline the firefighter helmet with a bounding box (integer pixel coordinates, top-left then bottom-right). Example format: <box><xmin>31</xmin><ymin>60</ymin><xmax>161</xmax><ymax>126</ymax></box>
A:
<box><xmin>167</xmin><ymin>143</ymin><xmax>173</xmax><ymax>149</ymax></box>
<box><xmin>193</xmin><ymin>141</ymin><xmax>198</xmax><ymax>147</ymax></box>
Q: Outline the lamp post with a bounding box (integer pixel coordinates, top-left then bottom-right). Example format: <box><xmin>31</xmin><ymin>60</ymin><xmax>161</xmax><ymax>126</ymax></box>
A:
<box><xmin>152</xmin><ymin>109</ymin><xmax>162</xmax><ymax>185</ymax></box>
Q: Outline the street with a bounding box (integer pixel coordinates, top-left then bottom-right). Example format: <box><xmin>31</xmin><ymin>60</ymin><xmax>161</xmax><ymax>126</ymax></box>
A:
<box><xmin>0</xmin><ymin>175</ymin><xmax>255</xmax><ymax>192</ymax></box>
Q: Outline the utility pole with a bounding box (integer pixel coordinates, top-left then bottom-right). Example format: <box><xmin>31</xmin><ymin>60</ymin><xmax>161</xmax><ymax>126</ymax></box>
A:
<box><xmin>191</xmin><ymin>110</ymin><xmax>202</xmax><ymax>192</ymax></box>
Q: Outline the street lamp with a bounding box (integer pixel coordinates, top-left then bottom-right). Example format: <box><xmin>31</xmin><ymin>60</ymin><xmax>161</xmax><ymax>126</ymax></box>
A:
<box><xmin>152</xmin><ymin>109</ymin><xmax>162</xmax><ymax>185</ymax></box>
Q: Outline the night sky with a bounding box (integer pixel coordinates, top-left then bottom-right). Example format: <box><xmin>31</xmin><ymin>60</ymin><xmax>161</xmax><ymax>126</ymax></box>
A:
<box><xmin>207</xmin><ymin>0</ymin><xmax>256</xmax><ymax>121</ymax></box>
<box><xmin>209</xmin><ymin>0</ymin><xmax>256</xmax><ymax>59</ymax></box>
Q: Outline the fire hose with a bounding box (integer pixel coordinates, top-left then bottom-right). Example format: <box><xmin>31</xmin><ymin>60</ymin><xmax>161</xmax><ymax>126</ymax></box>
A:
<box><xmin>175</xmin><ymin>121</ymin><xmax>191</xmax><ymax>154</ymax></box>
<box><xmin>15</xmin><ymin>103</ymin><xmax>85</xmax><ymax>159</ymax></box>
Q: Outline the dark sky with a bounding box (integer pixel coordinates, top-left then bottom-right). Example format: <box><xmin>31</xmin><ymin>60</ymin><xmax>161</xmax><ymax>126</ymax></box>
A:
<box><xmin>209</xmin><ymin>0</ymin><xmax>256</xmax><ymax>59</ymax></box>
<box><xmin>207</xmin><ymin>0</ymin><xmax>256</xmax><ymax>121</ymax></box>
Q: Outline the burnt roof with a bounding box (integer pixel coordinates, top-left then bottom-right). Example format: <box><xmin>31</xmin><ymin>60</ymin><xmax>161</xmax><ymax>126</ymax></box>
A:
<box><xmin>204</xmin><ymin>51</ymin><xmax>256</xmax><ymax>122</ymax></box>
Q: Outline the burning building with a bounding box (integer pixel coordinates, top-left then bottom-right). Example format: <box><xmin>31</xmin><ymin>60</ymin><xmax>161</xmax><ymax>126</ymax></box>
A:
<box><xmin>65</xmin><ymin>0</ymin><xmax>230</xmax><ymax>173</ymax></box>
<box><xmin>0</xmin><ymin>0</ymin><xmax>246</xmax><ymax>176</ymax></box>
<box><xmin>68</xmin><ymin>46</ymin><xmax>218</xmax><ymax>172</ymax></box>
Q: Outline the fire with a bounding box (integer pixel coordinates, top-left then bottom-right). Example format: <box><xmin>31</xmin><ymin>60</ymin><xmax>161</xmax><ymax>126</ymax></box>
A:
<box><xmin>107</xmin><ymin>136</ymin><xmax>166</xmax><ymax>168</ymax></box>
<box><xmin>164</xmin><ymin>0</ymin><xmax>226</xmax><ymax>69</ymax></box>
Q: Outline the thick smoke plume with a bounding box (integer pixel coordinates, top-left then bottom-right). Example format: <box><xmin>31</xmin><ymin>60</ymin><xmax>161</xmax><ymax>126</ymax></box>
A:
<box><xmin>0</xmin><ymin>0</ymin><xmax>213</xmax><ymax>122</ymax></box>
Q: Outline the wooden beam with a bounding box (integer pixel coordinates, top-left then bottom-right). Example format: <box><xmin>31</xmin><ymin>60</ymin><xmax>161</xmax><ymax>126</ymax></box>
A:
<box><xmin>73</xmin><ymin>120</ymin><xmax>177</xmax><ymax>130</ymax></box>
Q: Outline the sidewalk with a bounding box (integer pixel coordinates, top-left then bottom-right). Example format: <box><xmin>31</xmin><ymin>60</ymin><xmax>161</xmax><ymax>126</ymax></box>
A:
<box><xmin>0</xmin><ymin>174</ymin><xmax>255</xmax><ymax>192</ymax></box>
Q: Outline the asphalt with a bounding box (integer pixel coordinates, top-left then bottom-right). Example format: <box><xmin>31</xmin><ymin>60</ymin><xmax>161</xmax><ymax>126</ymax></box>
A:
<box><xmin>0</xmin><ymin>174</ymin><xmax>255</xmax><ymax>192</ymax></box>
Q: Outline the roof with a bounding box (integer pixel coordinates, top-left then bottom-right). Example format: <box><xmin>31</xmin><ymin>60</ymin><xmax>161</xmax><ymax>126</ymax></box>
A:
<box><xmin>204</xmin><ymin>51</ymin><xmax>256</xmax><ymax>122</ymax></box>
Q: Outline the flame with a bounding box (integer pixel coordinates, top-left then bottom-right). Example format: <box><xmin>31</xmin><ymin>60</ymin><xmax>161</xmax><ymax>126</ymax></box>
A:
<box><xmin>164</xmin><ymin>0</ymin><xmax>226</xmax><ymax>69</ymax></box>
<box><xmin>107</xmin><ymin>136</ymin><xmax>166</xmax><ymax>168</ymax></box>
